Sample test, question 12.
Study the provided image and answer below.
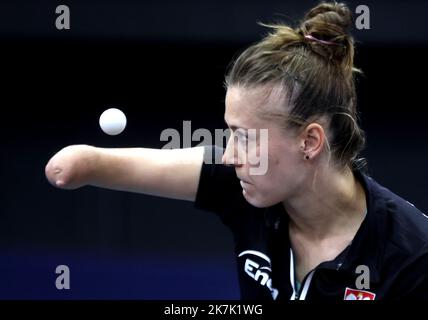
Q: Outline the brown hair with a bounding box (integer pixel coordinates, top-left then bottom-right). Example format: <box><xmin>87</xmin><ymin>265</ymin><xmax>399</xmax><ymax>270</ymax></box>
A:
<box><xmin>225</xmin><ymin>1</ymin><xmax>366</xmax><ymax>169</ymax></box>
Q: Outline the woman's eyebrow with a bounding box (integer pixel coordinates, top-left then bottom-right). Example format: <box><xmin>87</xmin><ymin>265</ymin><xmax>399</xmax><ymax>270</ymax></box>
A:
<box><xmin>224</xmin><ymin>118</ymin><xmax>248</xmax><ymax>131</ymax></box>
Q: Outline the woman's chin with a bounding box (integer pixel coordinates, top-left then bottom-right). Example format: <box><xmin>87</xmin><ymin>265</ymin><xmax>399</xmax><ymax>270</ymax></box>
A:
<box><xmin>242</xmin><ymin>189</ymin><xmax>274</xmax><ymax>208</ymax></box>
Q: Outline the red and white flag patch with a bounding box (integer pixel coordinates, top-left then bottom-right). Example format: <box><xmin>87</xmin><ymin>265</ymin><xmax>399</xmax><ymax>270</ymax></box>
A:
<box><xmin>344</xmin><ymin>288</ymin><xmax>376</xmax><ymax>300</ymax></box>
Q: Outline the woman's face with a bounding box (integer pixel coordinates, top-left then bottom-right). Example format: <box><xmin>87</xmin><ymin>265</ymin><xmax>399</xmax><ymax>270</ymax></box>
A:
<box><xmin>223</xmin><ymin>85</ymin><xmax>311</xmax><ymax>208</ymax></box>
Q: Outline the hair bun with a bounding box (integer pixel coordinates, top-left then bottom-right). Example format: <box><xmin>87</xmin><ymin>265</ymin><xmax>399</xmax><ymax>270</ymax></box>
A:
<box><xmin>299</xmin><ymin>2</ymin><xmax>354</xmax><ymax>65</ymax></box>
<box><xmin>304</xmin><ymin>2</ymin><xmax>352</xmax><ymax>31</ymax></box>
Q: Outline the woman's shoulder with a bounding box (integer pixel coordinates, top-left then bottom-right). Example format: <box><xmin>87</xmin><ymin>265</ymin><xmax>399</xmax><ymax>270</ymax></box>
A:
<box><xmin>362</xmin><ymin>172</ymin><xmax>428</xmax><ymax>253</ymax></box>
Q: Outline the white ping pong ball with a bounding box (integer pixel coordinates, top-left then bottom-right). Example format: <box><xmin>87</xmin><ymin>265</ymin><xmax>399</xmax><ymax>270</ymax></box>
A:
<box><xmin>99</xmin><ymin>108</ymin><xmax>127</xmax><ymax>135</ymax></box>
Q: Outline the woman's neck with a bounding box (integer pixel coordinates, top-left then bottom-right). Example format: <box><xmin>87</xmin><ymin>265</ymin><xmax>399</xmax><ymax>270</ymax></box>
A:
<box><xmin>283</xmin><ymin>165</ymin><xmax>367</xmax><ymax>241</ymax></box>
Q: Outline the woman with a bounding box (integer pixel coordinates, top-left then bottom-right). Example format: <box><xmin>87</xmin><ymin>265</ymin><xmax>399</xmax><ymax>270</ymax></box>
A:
<box><xmin>45</xmin><ymin>2</ymin><xmax>428</xmax><ymax>300</ymax></box>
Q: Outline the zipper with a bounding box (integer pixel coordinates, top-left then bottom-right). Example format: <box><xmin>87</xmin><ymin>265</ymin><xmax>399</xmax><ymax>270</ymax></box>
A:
<box><xmin>289</xmin><ymin>248</ymin><xmax>315</xmax><ymax>300</ymax></box>
<box><xmin>297</xmin><ymin>270</ymin><xmax>315</xmax><ymax>300</ymax></box>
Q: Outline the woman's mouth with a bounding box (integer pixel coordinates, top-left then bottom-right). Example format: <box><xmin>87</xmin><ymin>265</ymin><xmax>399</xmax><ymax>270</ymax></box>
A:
<box><xmin>240</xmin><ymin>180</ymin><xmax>251</xmax><ymax>188</ymax></box>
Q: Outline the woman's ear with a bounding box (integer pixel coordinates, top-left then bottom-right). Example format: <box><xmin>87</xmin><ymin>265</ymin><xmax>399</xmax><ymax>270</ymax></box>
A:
<box><xmin>300</xmin><ymin>123</ymin><xmax>325</xmax><ymax>160</ymax></box>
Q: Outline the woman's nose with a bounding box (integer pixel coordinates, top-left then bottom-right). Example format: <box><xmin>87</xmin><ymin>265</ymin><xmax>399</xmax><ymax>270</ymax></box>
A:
<box><xmin>222</xmin><ymin>136</ymin><xmax>243</xmax><ymax>166</ymax></box>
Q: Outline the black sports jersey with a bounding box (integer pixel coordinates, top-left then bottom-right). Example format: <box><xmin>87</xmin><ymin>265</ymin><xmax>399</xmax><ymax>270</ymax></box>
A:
<box><xmin>194</xmin><ymin>146</ymin><xmax>428</xmax><ymax>300</ymax></box>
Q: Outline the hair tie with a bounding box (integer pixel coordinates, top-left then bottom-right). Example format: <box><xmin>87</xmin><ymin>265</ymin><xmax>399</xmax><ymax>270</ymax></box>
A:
<box><xmin>304</xmin><ymin>34</ymin><xmax>339</xmax><ymax>46</ymax></box>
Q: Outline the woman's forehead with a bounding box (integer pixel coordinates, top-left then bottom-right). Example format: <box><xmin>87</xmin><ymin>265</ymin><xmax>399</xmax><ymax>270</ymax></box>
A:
<box><xmin>225</xmin><ymin>84</ymin><xmax>288</xmax><ymax>126</ymax></box>
<box><xmin>226</xmin><ymin>84</ymin><xmax>287</xmax><ymax>110</ymax></box>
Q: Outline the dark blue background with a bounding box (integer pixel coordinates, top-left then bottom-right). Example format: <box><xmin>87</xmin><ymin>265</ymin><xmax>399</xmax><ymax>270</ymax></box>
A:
<box><xmin>0</xmin><ymin>0</ymin><xmax>427</xmax><ymax>299</ymax></box>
